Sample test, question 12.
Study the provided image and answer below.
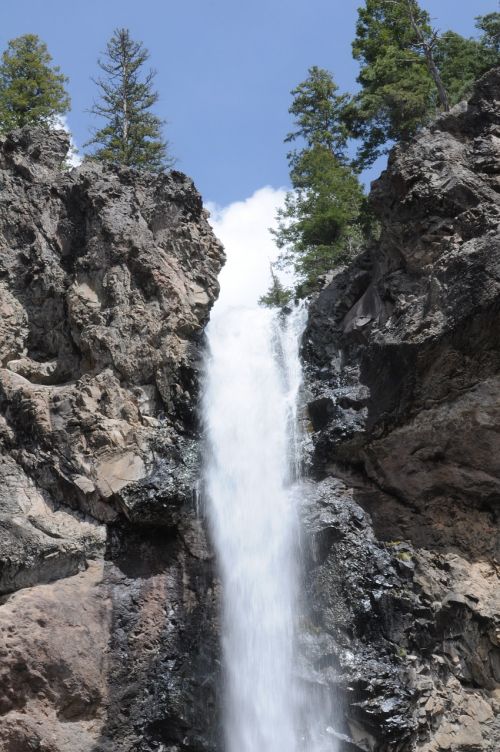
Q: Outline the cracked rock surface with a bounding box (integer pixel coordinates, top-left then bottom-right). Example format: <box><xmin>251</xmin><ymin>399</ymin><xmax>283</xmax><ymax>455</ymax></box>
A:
<box><xmin>0</xmin><ymin>126</ymin><xmax>224</xmax><ymax>751</ymax></box>
<box><xmin>302</xmin><ymin>68</ymin><xmax>500</xmax><ymax>752</ymax></box>
<box><xmin>2</xmin><ymin>69</ymin><xmax>500</xmax><ymax>752</ymax></box>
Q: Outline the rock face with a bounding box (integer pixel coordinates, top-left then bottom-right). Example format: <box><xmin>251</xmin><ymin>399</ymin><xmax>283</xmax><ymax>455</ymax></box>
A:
<box><xmin>2</xmin><ymin>70</ymin><xmax>500</xmax><ymax>752</ymax></box>
<box><xmin>303</xmin><ymin>69</ymin><xmax>500</xmax><ymax>751</ymax></box>
<box><xmin>0</xmin><ymin>127</ymin><xmax>224</xmax><ymax>751</ymax></box>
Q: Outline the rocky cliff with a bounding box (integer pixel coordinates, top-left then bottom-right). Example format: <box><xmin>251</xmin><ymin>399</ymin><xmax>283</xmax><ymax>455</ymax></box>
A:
<box><xmin>302</xmin><ymin>68</ymin><xmax>500</xmax><ymax>752</ymax></box>
<box><xmin>1</xmin><ymin>69</ymin><xmax>500</xmax><ymax>752</ymax></box>
<box><xmin>0</xmin><ymin>127</ymin><xmax>224</xmax><ymax>751</ymax></box>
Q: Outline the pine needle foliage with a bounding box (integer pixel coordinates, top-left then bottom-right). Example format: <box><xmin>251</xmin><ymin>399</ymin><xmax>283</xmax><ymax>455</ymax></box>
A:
<box><xmin>86</xmin><ymin>28</ymin><xmax>173</xmax><ymax>171</ymax></box>
<box><xmin>476</xmin><ymin>12</ymin><xmax>500</xmax><ymax>56</ymax></box>
<box><xmin>258</xmin><ymin>265</ymin><xmax>292</xmax><ymax>308</ymax></box>
<box><xmin>347</xmin><ymin>0</ymin><xmax>441</xmax><ymax>167</ymax></box>
<box><xmin>285</xmin><ymin>66</ymin><xmax>350</xmax><ymax>163</ymax></box>
<box><xmin>435</xmin><ymin>13</ymin><xmax>500</xmax><ymax>107</ymax></box>
<box><xmin>262</xmin><ymin>5</ymin><xmax>500</xmax><ymax>301</ymax></box>
<box><xmin>273</xmin><ymin>145</ymin><xmax>364</xmax><ymax>284</ymax></box>
<box><xmin>261</xmin><ymin>67</ymin><xmax>365</xmax><ymax>305</ymax></box>
<box><xmin>0</xmin><ymin>34</ymin><xmax>70</xmax><ymax>132</ymax></box>
<box><xmin>348</xmin><ymin>1</ymin><xmax>500</xmax><ymax>167</ymax></box>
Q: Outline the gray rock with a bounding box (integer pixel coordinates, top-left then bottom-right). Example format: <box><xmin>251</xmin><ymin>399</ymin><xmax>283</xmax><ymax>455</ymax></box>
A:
<box><xmin>303</xmin><ymin>68</ymin><xmax>500</xmax><ymax>751</ymax></box>
<box><xmin>0</xmin><ymin>126</ymin><xmax>224</xmax><ymax>751</ymax></box>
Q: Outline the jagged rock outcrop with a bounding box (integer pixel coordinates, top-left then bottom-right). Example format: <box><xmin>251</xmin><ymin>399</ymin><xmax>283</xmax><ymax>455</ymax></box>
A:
<box><xmin>0</xmin><ymin>127</ymin><xmax>224</xmax><ymax>751</ymax></box>
<box><xmin>303</xmin><ymin>69</ymin><xmax>500</xmax><ymax>751</ymax></box>
<box><xmin>3</xmin><ymin>69</ymin><xmax>500</xmax><ymax>752</ymax></box>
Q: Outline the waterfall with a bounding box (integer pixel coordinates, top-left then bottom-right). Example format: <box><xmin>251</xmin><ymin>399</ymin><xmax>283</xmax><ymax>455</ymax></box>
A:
<box><xmin>203</xmin><ymin>292</ymin><xmax>332</xmax><ymax>749</ymax></box>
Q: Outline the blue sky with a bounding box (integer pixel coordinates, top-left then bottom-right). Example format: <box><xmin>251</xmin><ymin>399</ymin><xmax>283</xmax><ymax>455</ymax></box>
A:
<box><xmin>1</xmin><ymin>0</ymin><xmax>496</xmax><ymax>206</ymax></box>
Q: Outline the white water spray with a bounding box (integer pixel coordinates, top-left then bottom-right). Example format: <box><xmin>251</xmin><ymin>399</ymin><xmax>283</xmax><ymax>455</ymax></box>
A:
<box><xmin>203</xmin><ymin>302</ymin><xmax>305</xmax><ymax>751</ymax></box>
<box><xmin>203</xmin><ymin>263</ymin><xmax>335</xmax><ymax>748</ymax></box>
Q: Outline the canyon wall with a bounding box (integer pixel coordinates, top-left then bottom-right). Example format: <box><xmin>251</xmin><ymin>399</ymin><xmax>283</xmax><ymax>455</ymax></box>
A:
<box><xmin>0</xmin><ymin>127</ymin><xmax>224</xmax><ymax>751</ymax></box>
<box><xmin>1</xmin><ymin>68</ymin><xmax>499</xmax><ymax>752</ymax></box>
<box><xmin>302</xmin><ymin>68</ymin><xmax>500</xmax><ymax>752</ymax></box>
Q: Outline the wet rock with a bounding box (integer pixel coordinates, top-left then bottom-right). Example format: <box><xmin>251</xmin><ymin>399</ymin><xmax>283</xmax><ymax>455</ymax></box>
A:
<box><xmin>299</xmin><ymin>479</ymin><xmax>417</xmax><ymax>750</ymax></box>
<box><xmin>304</xmin><ymin>69</ymin><xmax>500</xmax><ymax>751</ymax></box>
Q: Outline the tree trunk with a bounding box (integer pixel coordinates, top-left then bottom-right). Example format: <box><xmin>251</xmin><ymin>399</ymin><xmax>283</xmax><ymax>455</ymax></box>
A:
<box><xmin>404</xmin><ymin>0</ymin><xmax>450</xmax><ymax>111</ymax></box>
<box><xmin>422</xmin><ymin>46</ymin><xmax>450</xmax><ymax>112</ymax></box>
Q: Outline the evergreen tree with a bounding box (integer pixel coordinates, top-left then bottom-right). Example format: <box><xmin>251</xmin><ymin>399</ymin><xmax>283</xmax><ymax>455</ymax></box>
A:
<box><xmin>273</xmin><ymin>146</ymin><xmax>364</xmax><ymax>286</ymax></box>
<box><xmin>435</xmin><ymin>13</ymin><xmax>500</xmax><ymax>105</ymax></box>
<box><xmin>349</xmin><ymin>2</ymin><xmax>500</xmax><ymax>167</ymax></box>
<box><xmin>264</xmin><ymin>68</ymin><xmax>365</xmax><ymax>300</ymax></box>
<box><xmin>258</xmin><ymin>264</ymin><xmax>292</xmax><ymax>308</ymax></box>
<box><xmin>87</xmin><ymin>28</ymin><xmax>172</xmax><ymax>171</ymax></box>
<box><xmin>285</xmin><ymin>65</ymin><xmax>350</xmax><ymax>163</ymax></box>
<box><xmin>348</xmin><ymin>0</ymin><xmax>439</xmax><ymax>167</ymax></box>
<box><xmin>0</xmin><ymin>34</ymin><xmax>70</xmax><ymax>132</ymax></box>
<box><xmin>476</xmin><ymin>12</ymin><xmax>500</xmax><ymax>56</ymax></box>
<box><xmin>434</xmin><ymin>30</ymin><xmax>496</xmax><ymax>106</ymax></box>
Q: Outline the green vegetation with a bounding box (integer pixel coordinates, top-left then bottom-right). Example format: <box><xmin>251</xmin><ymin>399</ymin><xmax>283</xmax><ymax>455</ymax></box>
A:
<box><xmin>348</xmin><ymin>3</ymin><xmax>500</xmax><ymax>167</ymax></box>
<box><xmin>434</xmin><ymin>13</ymin><xmax>499</xmax><ymax>98</ymax></box>
<box><xmin>262</xmin><ymin>3</ymin><xmax>500</xmax><ymax>306</ymax></box>
<box><xmin>0</xmin><ymin>29</ymin><xmax>173</xmax><ymax>173</ymax></box>
<box><xmin>258</xmin><ymin>265</ymin><xmax>293</xmax><ymax>308</ymax></box>
<box><xmin>0</xmin><ymin>34</ymin><xmax>70</xmax><ymax>132</ymax></box>
<box><xmin>477</xmin><ymin>12</ymin><xmax>500</xmax><ymax>55</ymax></box>
<box><xmin>273</xmin><ymin>144</ymin><xmax>365</xmax><ymax>291</ymax></box>
<box><xmin>263</xmin><ymin>67</ymin><xmax>365</xmax><ymax>302</ymax></box>
<box><xmin>0</xmin><ymin>5</ymin><xmax>498</xmax><ymax>258</ymax></box>
<box><xmin>347</xmin><ymin>0</ymin><xmax>441</xmax><ymax>168</ymax></box>
<box><xmin>86</xmin><ymin>28</ymin><xmax>173</xmax><ymax>171</ymax></box>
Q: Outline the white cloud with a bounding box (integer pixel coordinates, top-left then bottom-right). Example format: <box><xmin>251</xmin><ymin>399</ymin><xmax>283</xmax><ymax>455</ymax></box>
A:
<box><xmin>53</xmin><ymin>115</ymin><xmax>83</xmax><ymax>168</ymax></box>
<box><xmin>206</xmin><ymin>186</ymin><xmax>288</xmax><ymax>313</ymax></box>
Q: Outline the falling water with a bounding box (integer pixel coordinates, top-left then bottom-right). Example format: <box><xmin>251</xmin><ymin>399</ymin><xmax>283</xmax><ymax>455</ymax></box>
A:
<box><xmin>203</xmin><ymin>295</ymin><xmax>332</xmax><ymax>750</ymax></box>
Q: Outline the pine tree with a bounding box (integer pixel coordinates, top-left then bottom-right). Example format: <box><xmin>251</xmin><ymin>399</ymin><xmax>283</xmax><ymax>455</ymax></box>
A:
<box><xmin>0</xmin><ymin>34</ymin><xmax>70</xmax><ymax>132</ymax></box>
<box><xmin>258</xmin><ymin>265</ymin><xmax>292</xmax><ymax>308</ymax></box>
<box><xmin>266</xmin><ymin>68</ymin><xmax>365</xmax><ymax>299</ymax></box>
<box><xmin>434</xmin><ymin>31</ymin><xmax>495</xmax><ymax>106</ymax></box>
<box><xmin>348</xmin><ymin>0</ymin><xmax>438</xmax><ymax>167</ymax></box>
<box><xmin>349</xmin><ymin>1</ymin><xmax>500</xmax><ymax>167</ymax></box>
<box><xmin>86</xmin><ymin>28</ymin><xmax>172</xmax><ymax>171</ymax></box>
<box><xmin>285</xmin><ymin>65</ymin><xmax>350</xmax><ymax>163</ymax></box>
<box><xmin>476</xmin><ymin>12</ymin><xmax>500</xmax><ymax>56</ymax></box>
<box><xmin>273</xmin><ymin>146</ymin><xmax>364</xmax><ymax>286</ymax></box>
<box><xmin>435</xmin><ymin>14</ymin><xmax>500</xmax><ymax>105</ymax></box>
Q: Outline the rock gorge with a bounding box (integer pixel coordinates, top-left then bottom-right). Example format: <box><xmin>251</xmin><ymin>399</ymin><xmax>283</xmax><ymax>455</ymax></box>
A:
<box><xmin>0</xmin><ymin>69</ymin><xmax>498</xmax><ymax>752</ymax></box>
